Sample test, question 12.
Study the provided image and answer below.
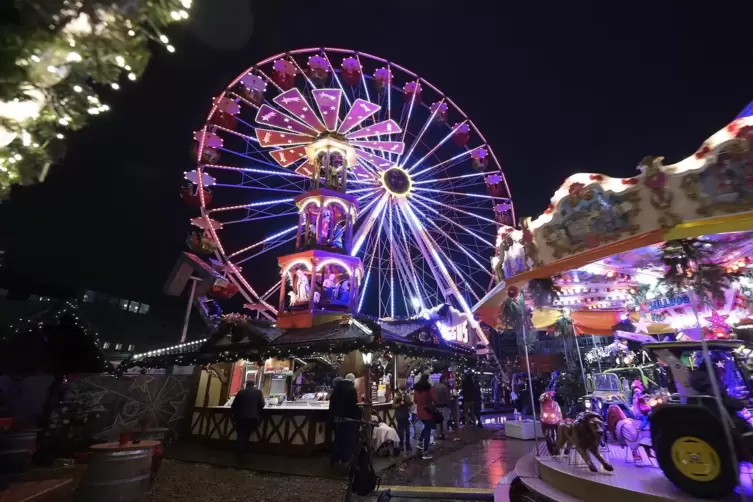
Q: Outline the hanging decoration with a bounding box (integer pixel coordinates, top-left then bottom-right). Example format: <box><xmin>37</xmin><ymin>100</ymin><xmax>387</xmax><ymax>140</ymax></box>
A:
<box><xmin>500</xmin><ymin>289</ymin><xmax>537</xmax><ymax>351</ymax></box>
<box><xmin>0</xmin><ymin>0</ymin><xmax>193</xmax><ymax>198</ymax></box>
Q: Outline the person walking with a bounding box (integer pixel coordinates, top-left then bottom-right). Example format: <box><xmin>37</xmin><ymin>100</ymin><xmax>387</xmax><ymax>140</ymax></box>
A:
<box><xmin>392</xmin><ymin>385</ymin><xmax>412</xmax><ymax>452</ymax></box>
<box><xmin>461</xmin><ymin>372</ymin><xmax>477</xmax><ymax>427</ymax></box>
<box><xmin>472</xmin><ymin>375</ymin><xmax>483</xmax><ymax>427</ymax></box>
<box><xmin>329</xmin><ymin>373</ymin><xmax>360</xmax><ymax>466</ymax></box>
<box><xmin>231</xmin><ymin>380</ymin><xmax>265</xmax><ymax>459</ymax></box>
<box><xmin>413</xmin><ymin>373</ymin><xmax>437</xmax><ymax>460</ymax></box>
<box><xmin>434</xmin><ymin>375</ymin><xmax>451</xmax><ymax>440</ymax></box>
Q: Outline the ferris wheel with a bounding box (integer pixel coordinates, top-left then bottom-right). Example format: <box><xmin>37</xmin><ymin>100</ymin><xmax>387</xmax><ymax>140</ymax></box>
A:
<box><xmin>184</xmin><ymin>48</ymin><xmax>515</xmax><ymax>321</ymax></box>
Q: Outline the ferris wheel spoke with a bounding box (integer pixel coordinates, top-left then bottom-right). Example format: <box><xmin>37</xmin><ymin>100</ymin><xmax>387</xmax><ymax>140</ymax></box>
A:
<box><xmin>213</xmin><ymin>184</ymin><xmax>304</xmax><ymax>194</ymax></box>
<box><xmin>411</xmin><ymin>146</ymin><xmax>484</xmax><ymax>180</ymax></box>
<box><xmin>399</xmin><ymin>201</ymin><xmax>478</xmax><ymax>316</ymax></box>
<box><xmin>411</xmin><ymin>203</ymin><xmax>493</xmax><ymax>278</ymax></box>
<box><xmin>395</xmin><ymin>99</ymin><xmax>444</xmax><ymax>168</ymax></box>
<box><xmin>227</xmin><ymin>91</ymin><xmax>259</xmax><ymax>111</ymax></box>
<box><xmin>234</xmin><ymin>233</ymin><xmax>298</xmax><ymax>266</ymax></box>
<box><xmin>219</xmin><ymin>209</ymin><xmax>299</xmax><ymax>226</ymax></box>
<box><xmin>404</xmin><ymin>121</ymin><xmax>467</xmax><ymax>174</ymax></box>
<box><xmin>409</xmin><ymin>197</ymin><xmax>494</xmax><ymax>247</ymax></box>
<box><xmin>413</xmin><ymin>171</ymin><xmax>487</xmax><ymax>185</ymax></box>
<box><xmin>423</xmin><ymin>230</ymin><xmax>484</xmax><ymax>303</ymax></box>
<box><xmin>412</xmin><ymin>193</ymin><xmax>498</xmax><ymax>227</ymax></box>
<box><xmin>413</xmin><ymin>186</ymin><xmax>508</xmax><ymax>202</ymax></box>
<box><xmin>226</xmin><ymin>225</ymin><xmax>298</xmax><ymax>260</ymax></box>
<box><xmin>207</xmin><ymin>197</ymin><xmax>294</xmax><ymax>214</ymax></box>
<box><xmin>351</xmin><ymin>193</ymin><xmax>389</xmax><ymax>257</ymax></box>
<box><xmin>217</xmin><ymin>147</ymin><xmax>301</xmax><ymax>171</ymax></box>
<box><xmin>321</xmin><ymin>52</ymin><xmax>353</xmax><ymax>108</ymax></box>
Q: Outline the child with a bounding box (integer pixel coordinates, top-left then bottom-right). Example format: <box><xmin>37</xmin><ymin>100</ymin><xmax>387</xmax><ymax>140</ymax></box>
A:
<box><xmin>392</xmin><ymin>386</ymin><xmax>412</xmax><ymax>452</ymax></box>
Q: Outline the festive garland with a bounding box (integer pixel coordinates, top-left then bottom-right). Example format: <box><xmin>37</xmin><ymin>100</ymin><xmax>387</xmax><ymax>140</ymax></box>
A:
<box><xmin>0</xmin><ymin>0</ymin><xmax>192</xmax><ymax>198</ymax></box>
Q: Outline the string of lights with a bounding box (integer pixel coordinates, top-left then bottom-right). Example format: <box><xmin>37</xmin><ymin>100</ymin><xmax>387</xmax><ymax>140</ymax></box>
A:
<box><xmin>0</xmin><ymin>0</ymin><xmax>193</xmax><ymax>197</ymax></box>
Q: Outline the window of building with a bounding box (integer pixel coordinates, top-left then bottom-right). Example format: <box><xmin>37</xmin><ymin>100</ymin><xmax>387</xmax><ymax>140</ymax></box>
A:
<box><xmin>128</xmin><ymin>301</ymin><xmax>140</xmax><ymax>313</ymax></box>
<box><xmin>138</xmin><ymin>303</ymin><xmax>150</xmax><ymax>315</ymax></box>
<box><xmin>119</xmin><ymin>299</ymin><xmax>129</xmax><ymax>310</ymax></box>
<box><xmin>83</xmin><ymin>290</ymin><xmax>95</xmax><ymax>303</ymax></box>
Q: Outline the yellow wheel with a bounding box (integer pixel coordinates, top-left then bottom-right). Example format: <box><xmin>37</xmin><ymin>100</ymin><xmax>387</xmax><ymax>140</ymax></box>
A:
<box><xmin>670</xmin><ymin>436</ymin><xmax>721</xmax><ymax>482</ymax></box>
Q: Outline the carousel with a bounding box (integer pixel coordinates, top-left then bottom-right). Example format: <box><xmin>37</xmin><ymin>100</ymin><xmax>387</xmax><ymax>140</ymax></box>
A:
<box><xmin>479</xmin><ymin>101</ymin><xmax>753</xmax><ymax>501</ymax></box>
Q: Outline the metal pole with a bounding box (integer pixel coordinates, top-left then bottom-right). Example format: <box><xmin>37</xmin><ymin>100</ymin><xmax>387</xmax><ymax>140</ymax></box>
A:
<box><xmin>592</xmin><ymin>335</ymin><xmax>602</xmax><ymax>372</ymax></box>
<box><xmin>180</xmin><ymin>277</ymin><xmax>199</xmax><ymax>344</ymax></box>
<box><xmin>573</xmin><ymin>327</ymin><xmax>588</xmax><ymax>391</ymax></box>
<box><xmin>521</xmin><ymin>323</ymin><xmax>540</xmax><ymax>452</ymax></box>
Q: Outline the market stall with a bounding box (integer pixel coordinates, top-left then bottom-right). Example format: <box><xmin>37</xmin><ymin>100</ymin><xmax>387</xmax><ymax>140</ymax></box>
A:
<box><xmin>479</xmin><ymin>101</ymin><xmax>753</xmax><ymax>500</ymax></box>
<box><xmin>119</xmin><ymin>309</ymin><xmax>475</xmax><ymax>456</ymax></box>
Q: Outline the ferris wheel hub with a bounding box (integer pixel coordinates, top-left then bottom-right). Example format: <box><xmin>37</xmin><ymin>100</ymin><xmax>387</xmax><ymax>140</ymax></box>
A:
<box><xmin>381</xmin><ymin>166</ymin><xmax>413</xmax><ymax>197</ymax></box>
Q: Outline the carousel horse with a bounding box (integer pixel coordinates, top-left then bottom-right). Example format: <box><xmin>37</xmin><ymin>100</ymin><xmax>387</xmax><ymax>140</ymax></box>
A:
<box><xmin>552</xmin><ymin>412</ymin><xmax>613</xmax><ymax>473</ymax></box>
<box><xmin>606</xmin><ymin>404</ymin><xmax>643</xmax><ymax>462</ymax></box>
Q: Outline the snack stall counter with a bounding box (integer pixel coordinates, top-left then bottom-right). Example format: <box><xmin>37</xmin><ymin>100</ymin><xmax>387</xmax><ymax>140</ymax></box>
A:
<box><xmin>192</xmin><ymin>399</ymin><xmax>395</xmax><ymax>456</ymax></box>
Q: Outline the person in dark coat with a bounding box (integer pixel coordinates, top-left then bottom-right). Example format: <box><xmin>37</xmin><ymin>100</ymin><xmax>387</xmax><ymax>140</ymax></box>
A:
<box><xmin>461</xmin><ymin>373</ymin><xmax>478</xmax><ymax>427</ymax></box>
<box><xmin>330</xmin><ymin>373</ymin><xmax>360</xmax><ymax>465</ymax></box>
<box><xmin>231</xmin><ymin>380</ymin><xmax>265</xmax><ymax>458</ymax></box>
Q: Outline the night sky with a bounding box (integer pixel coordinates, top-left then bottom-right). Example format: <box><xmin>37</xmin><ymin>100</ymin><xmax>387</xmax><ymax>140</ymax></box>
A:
<box><xmin>1</xmin><ymin>0</ymin><xmax>752</xmax><ymax>304</ymax></box>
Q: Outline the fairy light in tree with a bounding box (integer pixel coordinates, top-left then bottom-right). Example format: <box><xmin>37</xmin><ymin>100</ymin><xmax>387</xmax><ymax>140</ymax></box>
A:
<box><xmin>0</xmin><ymin>0</ymin><xmax>193</xmax><ymax>197</ymax></box>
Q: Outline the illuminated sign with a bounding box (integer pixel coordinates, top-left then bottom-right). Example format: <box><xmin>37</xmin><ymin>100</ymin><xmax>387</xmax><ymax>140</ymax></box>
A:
<box><xmin>646</xmin><ymin>293</ymin><xmax>691</xmax><ymax>312</ymax></box>
<box><xmin>437</xmin><ymin>321</ymin><xmax>469</xmax><ymax>344</ymax></box>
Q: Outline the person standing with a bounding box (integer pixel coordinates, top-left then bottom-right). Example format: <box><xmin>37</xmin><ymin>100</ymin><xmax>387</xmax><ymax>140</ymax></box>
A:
<box><xmin>434</xmin><ymin>375</ymin><xmax>451</xmax><ymax>439</ymax></box>
<box><xmin>392</xmin><ymin>386</ymin><xmax>412</xmax><ymax>452</ymax></box>
<box><xmin>330</xmin><ymin>373</ymin><xmax>360</xmax><ymax>466</ymax></box>
<box><xmin>461</xmin><ymin>372</ymin><xmax>477</xmax><ymax>427</ymax></box>
<box><xmin>413</xmin><ymin>373</ymin><xmax>437</xmax><ymax>460</ymax></box>
<box><xmin>472</xmin><ymin>375</ymin><xmax>483</xmax><ymax>427</ymax></box>
<box><xmin>231</xmin><ymin>380</ymin><xmax>265</xmax><ymax>459</ymax></box>
<box><xmin>492</xmin><ymin>374</ymin><xmax>500</xmax><ymax>409</ymax></box>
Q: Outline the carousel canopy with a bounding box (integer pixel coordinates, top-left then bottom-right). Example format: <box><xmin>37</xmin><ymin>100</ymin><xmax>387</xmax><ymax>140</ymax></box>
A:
<box><xmin>476</xmin><ymin>100</ymin><xmax>753</xmax><ymax>339</ymax></box>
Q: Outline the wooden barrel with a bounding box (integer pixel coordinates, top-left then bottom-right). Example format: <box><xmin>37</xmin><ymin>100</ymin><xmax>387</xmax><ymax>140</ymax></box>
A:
<box><xmin>130</xmin><ymin>430</ymin><xmax>169</xmax><ymax>480</ymax></box>
<box><xmin>0</xmin><ymin>429</ymin><xmax>38</xmax><ymax>476</ymax></box>
<box><xmin>75</xmin><ymin>441</ymin><xmax>157</xmax><ymax>502</ymax></box>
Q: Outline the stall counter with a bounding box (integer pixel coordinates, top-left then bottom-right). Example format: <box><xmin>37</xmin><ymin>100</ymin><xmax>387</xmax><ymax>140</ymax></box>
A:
<box><xmin>190</xmin><ymin>402</ymin><xmax>396</xmax><ymax>456</ymax></box>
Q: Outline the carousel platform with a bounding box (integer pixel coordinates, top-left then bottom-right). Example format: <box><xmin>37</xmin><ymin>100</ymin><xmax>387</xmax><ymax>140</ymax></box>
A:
<box><xmin>499</xmin><ymin>443</ymin><xmax>747</xmax><ymax>502</ymax></box>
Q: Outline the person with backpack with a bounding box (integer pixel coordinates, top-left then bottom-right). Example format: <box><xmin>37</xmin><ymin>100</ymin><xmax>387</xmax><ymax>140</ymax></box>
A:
<box><xmin>392</xmin><ymin>385</ymin><xmax>412</xmax><ymax>452</ymax></box>
<box><xmin>413</xmin><ymin>372</ymin><xmax>437</xmax><ymax>459</ymax></box>
<box><xmin>330</xmin><ymin>373</ymin><xmax>360</xmax><ymax>466</ymax></box>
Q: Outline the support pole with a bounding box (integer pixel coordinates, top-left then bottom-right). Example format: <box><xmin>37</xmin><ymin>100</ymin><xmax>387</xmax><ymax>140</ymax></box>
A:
<box><xmin>574</xmin><ymin>329</ymin><xmax>588</xmax><ymax>391</ymax></box>
<box><xmin>180</xmin><ymin>277</ymin><xmax>199</xmax><ymax>344</ymax></box>
<box><xmin>521</xmin><ymin>323</ymin><xmax>540</xmax><ymax>452</ymax></box>
<box><xmin>592</xmin><ymin>335</ymin><xmax>602</xmax><ymax>372</ymax></box>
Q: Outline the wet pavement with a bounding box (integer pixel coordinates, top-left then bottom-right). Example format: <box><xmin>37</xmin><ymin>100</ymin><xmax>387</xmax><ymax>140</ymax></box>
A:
<box><xmin>381</xmin><ymin>436</ymin><xmax>532</xmax><ymax>490</ymax></box>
